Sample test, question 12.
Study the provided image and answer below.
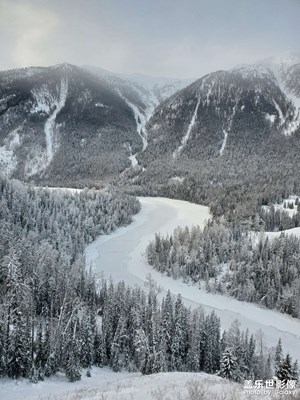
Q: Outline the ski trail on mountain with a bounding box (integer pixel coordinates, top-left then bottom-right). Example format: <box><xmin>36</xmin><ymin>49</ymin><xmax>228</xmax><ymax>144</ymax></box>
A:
<box><xmin>173</xmin><ymin>96</ymin><xmax>201</xmax><ymax>158</ymax></box>
<box><xmin>44</xmin><ymin>78</ymin><xmax>68</xmax><ymax>165</ymax></box>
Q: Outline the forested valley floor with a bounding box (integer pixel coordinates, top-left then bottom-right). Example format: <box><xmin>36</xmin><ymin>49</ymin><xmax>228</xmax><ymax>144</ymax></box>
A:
<box><xmin>0</xmin><ymin>175</ymin><xmax>298</xmax><ymax>389</ymax></box>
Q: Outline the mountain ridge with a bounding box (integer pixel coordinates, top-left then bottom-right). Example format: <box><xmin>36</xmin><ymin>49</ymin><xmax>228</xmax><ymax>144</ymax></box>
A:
<box><xmin>0</xmin><ymin>54</ymin><xmax>300</xmax><ymax>194</ymax></box>
<box><xmin>0</xmin><ymin>63</ymin><xmax>190</xmax><ymax>183</ymax></box>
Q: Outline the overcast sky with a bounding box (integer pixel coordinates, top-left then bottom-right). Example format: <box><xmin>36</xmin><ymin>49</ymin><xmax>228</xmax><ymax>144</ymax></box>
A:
<box><xmin>0</xmin><ymin>0</ymin><xmax>299</xmax><ymax>78</ymax></box>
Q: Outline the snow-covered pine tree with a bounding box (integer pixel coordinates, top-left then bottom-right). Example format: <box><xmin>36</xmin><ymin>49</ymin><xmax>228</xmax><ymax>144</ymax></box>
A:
<box><xmin>0</xmin><ymin>316</ymin><xmax>6</xmax><ymax>377</ymax></box>
<box><xmin>7</xmin><ymin>311</ymin><xmax>31</xmax><ymax>379</ymax></box>
<box><xmin>274</xmin><ymin>338</ymin><xmax>283</xmax><ymax>376</ymax></box>
<box><xmin>80</xmin><ymin>313</ymin><xmax>95</xmax><ymax>369</ymax></box>
<box><xmin>277</xmin><ymin>354</ymin><xmax>294</xmax><ymax>384</ymax></box>
<box><xmin>220</xmin><ymin>348</ymin><xmax>237</xmax><ymax>380</ymax></box>
<box><xmin>134</xmin><ymin>328</ymin><xmax>149</xmax><ymax>374</ymax></box>
<box><xmin>65</xmin><ymin>346</ymin><xmax>81</xmax><ymax>382</ymax></box>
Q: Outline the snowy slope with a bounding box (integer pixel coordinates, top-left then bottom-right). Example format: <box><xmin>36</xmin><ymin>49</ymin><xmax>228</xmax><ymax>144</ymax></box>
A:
<box><xmin>86</xmin><ymin>197</ymin><xmax>300</xmax><ymax>364</ymax></box>
<box><xmin>0</xmin><ymin>368</ymin><xmax>263</xmax><ymax>400</ymax></box>
<box><xmin>252</xmin><ymin>227</ymin><xmax>300</xmax><ymax>242</ymax></box>
<box><xmin>235</xmin><ymin>53</ymin><xmax>300</xmax><ymax>136</ymax></box>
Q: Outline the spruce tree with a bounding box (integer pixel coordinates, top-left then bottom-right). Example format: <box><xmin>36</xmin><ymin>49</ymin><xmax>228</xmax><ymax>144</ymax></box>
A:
<box><xmin>220</xmin><ymin>348</ymin><xmax>237</xmax><ymax>380</ymax></box>
<box><xmin>274</xmin><ymin>338</ymin><xmax>283</xmax><ymax>376</ymax></box>
<box><xmin>277</xmin><ymin>354</ymin><xmax>294</xmax><ymax>384</ymax></box>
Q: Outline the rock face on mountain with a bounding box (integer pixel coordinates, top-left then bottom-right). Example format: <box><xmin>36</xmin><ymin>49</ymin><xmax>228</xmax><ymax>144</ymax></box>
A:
<box><xmin>0</xmin><ymin>63</ymin><xmax>190</xmax><ymax>184</ymax></box>
<box><xmin>141</xmin><ymin>54</ymin><xmax>300</xmax><ymax>166</ymax></box>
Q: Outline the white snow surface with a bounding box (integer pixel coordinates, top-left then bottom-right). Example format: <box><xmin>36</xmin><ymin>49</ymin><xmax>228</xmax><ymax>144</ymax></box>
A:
<box><xmin>0</xmin><ymin>368</ymin><xmax>257</xmax><ymax>400</ymax></box>
<box><xmin>86</xmin><ymin>197</ymin><xmax>300</xmax><ymax>364</ymax></box>
<box><xmin>265</xmin><ymin>113</ymin><xmax>276</xmax><ymax>124</ymax></box>
<box><xmin>262</xmin><ymin>227</ymin><xmax>300</xmax><ymax>241</ymax></box>
<box><xmin>173</xmin><ymin>96</ymin><xmax>201</xmax><ymax>158</ymax></box>
<box><xmin>123</xmin><ymin>143</ymin><xmax>138</xmax><ymax>168</ymax></box>
<box><xmin>37</xmin><ymin>186</ymin><xmax>84</xmax><ymax>194</ymax></box>
<box><xmin>273</xmin><ymin>101</ymin><xmax>285</xmax><ymax>126</ymax></box>
<box><xmin>44</xmin><ymin>79</ymin><xmax>68</xmax><ymax>165</ymax></box>
<box><xmin>219</xmin><ymin>129</ymin><xmax>228</xmax><ymax>155</ymax></box>
<box><xmin>117</xmin><ymin>90</ymin><xmax>148</xmax><ymax>168</ymax></box>
<box><xmin>219</xmin><ymin>104</ymin><xmax>237</xmax><ymax>155</ymax></box>
<box><xmin>262</xmin><ymin>195</ymin><xmax>299</xmax><ymax>217</ymax></box>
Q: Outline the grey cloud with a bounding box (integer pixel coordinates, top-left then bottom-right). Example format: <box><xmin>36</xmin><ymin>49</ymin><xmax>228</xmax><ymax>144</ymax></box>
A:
<box><xmin>0</xmin><ymin>0</ymin><xmax>299</xmax><ymax>78</ymax></box>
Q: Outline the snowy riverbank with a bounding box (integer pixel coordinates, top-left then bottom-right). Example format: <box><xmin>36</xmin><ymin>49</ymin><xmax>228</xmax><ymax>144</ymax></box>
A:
<box><xmin>86</xmin><ymin>197</ymin><xmax>300</xmax><ymax>362</ymax></box>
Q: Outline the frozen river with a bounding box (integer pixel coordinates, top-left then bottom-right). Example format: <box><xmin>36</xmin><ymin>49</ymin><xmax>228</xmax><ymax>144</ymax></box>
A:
<box><xmin>86</xmin><ymin>197</ymin><xmax>300</xmax><ymax>361</ymax></box>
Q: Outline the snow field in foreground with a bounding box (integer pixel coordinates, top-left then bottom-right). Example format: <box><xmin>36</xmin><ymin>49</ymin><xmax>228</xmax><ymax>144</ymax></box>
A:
<box><xmin>1</xmin><ymin>368</ymin><xmax>281</xmax><ymax>400</ymax></box>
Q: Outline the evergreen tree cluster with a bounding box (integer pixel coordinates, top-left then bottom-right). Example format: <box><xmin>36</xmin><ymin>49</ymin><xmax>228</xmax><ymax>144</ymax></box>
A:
<box><xmin>274</xmin><ymin>338</ymin><xmax>298</xmax><ymax>385</ymax></box>
<box><xmin>99</xmin><ymin>283</ymin><xmax>290</xmax><ymax>382</ymax></box>
<box><xmin>257</xmin><ymin>205</ymin><xmax>300</xmax><ymax>232</ymax></box>
<box><xmin>0</xmin><ymin>175</ymin><xmax>297</xmax><ymax>384</ymax></box>
<box><xmin>120</xmin><ymin>140</ymin><xmax>300</xmax><ymax>222</ymax></box>
<box><xmin>0</xmin><ymin>177</ymin><xmax>140</xmax><ymax>259</ymax></box>
<box><xmin>1</xmin><ymin>268</ymin><xmax>294</xmax><ymax>384</ymax></box>
<box><xmin>0</xmin><ymin>175</ymin><xmax>140</xmax><ymax>381</ymax></box>
<box><xmin>147</xmin><ymin>221</ymin><xmax>300</xmax><ymax>318</ymax></box>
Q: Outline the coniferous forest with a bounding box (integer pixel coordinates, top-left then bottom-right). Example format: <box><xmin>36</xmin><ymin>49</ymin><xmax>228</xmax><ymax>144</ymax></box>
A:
<box><xmin>147</xmin><ymin>221</ymin><xmax>300</xmax><ymax>318</ymax></box>
<box><xmin>0</xmin><ymin>175</ymin><xmax>298</xmax><ymax>385</ymax></box>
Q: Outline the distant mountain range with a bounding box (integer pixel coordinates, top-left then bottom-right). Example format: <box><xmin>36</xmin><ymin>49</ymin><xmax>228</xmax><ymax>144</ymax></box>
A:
<box><xmin>0</xmin><ymin>54</ymin><xmax>299</xmax><ymax>189</ymax></box>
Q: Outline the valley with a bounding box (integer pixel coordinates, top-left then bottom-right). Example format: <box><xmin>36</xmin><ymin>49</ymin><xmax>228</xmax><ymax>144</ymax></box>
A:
<box><xmin>1</xmin><ymin>52</ymin><xmax>300</xmax><ymax>398</ymax></box>
<box><xmin>86</xmin><ymin>197</ymin><xmax>300</xmax><ymax>363</ymax></box>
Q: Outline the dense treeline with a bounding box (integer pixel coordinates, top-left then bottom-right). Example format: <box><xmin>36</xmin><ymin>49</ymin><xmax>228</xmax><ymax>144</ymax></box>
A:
<box><xmin>147</xmin><ymin>221</ymin><xmax>300</xmax><ymax>318</ymax></box>
<box><xmin>0</xmin><ymin>176</ymin><xmax>296</xmax><ymax>384</ymax></box>
<box><xmin>0</xmin><ymin>271</ymin><xmax>297</xmax><ymax>384</ymax></box>
<box><xmin>0</xmin><ymin>175</ymin><xmax>139</xmax><ymax>380</ymax></box>
<box><xmin>0</xmin><ymin>179</ymin><xmax>140</xmax><ymax>258</ymax></box>
<box><xmin>257</xmin><ymin>204</ymin><xmax>300</xmax><ymax>232</ymax></box>
<box><xmin>119</xmin><ymin>138</ymin><xmax>300</xmax><ymax>222</ymax></box>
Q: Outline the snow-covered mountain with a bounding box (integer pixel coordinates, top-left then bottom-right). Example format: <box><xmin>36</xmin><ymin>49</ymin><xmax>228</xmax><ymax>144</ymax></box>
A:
<box><xmin>234</xmin><ymin>52</ymin><xmax>300</xmax><ymax>136</ymax></box>
<box><xmin>1</xmin><ymin>54</ymin><xmax>300</xmax><ymax>186</ymax></box>
<box><xmin>141</xmin><ymin>53</ymin><xmax>300</xmax><ymax>165</ymax></box>
<box><xmin>0</xmin><ymin>63</ymin><xmax>190</xmax><ymax>183</ymax></box>
<box><xmin>84</xmin><ymin>66</ymin><xmax>192</xmax><ymax>167</ymax></box>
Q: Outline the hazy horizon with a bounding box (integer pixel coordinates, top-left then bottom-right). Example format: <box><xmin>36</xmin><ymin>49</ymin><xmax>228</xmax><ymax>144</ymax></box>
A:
<box><xmin>0</xmin><ymin>0</ymin><xmax>299</xmax><ymax>79</ymax></box>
